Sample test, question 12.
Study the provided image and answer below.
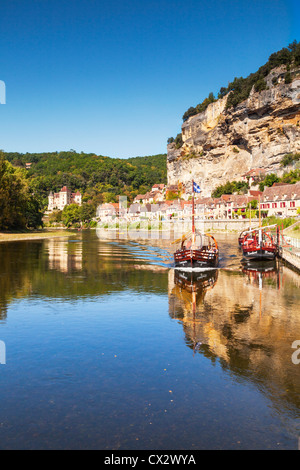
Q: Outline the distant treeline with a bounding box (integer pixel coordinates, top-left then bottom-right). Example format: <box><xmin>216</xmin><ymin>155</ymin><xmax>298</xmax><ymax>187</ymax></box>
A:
<box><xmin>181</xmin><ymin>40</ymin><xmax>300</xmax><ymax>123</ymax></box>
<box><xmin>4</xmin><ymin>151</ymin><xmax>167</xmax><ymax>208</ymax></box>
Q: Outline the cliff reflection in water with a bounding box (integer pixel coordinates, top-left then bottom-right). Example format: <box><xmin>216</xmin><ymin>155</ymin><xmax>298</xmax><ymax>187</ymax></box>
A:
<box><xmin>169</xmin><ymin>263</ymin><xmax>300</xmax><ymax>423</ymax></box>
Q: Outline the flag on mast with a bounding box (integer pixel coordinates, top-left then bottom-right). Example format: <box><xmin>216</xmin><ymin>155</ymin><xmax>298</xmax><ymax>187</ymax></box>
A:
<box><xmin>193</xmin><ymin>182</ymin><xmax>201</xmax><ymax>193</ymax></box>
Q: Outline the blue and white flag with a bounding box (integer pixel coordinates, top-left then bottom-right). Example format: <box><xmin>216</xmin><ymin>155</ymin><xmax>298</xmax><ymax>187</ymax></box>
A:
<box><xmin>193</xmin><ymin>182</ymin><xmax>201</xmax><ymax>193</ymax></box>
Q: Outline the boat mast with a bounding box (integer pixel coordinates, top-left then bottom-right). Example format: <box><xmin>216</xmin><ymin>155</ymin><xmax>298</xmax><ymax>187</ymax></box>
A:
<box><xmin>258</xmin><ymin>195</ymin><xmax>262</xmax><ymax>246</ymax></box>
<box><xmin>192</xmin><ymin>180</ymin><xmax>195</xmax><ymax>247</ymax></box>
<box><xmin>249</xmin><ymin>200</ymin><xmax>252</xmax><ymax>228</ymax></box>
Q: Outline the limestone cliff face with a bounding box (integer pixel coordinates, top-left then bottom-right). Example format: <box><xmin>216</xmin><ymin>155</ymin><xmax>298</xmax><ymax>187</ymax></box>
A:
<box><xmin>167</xmin><ymin>67</ymin><xmax>300</xmax><ymax>196</ymax></box>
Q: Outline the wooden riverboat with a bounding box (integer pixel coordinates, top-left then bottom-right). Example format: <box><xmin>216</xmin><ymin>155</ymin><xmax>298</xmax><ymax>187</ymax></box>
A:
<box><xmin>174</xmin><ymin>231</ymin><xmax>219</xmax><ymax>268</ymax></box>
<box><xmin>241</xmin><ymin>226</ymin><xmax>279</xmax><ymax>261</ymax></box>
<box><xmin>173</xmin><ymin>180</ymin><xmax>219</xmax><ymax>269</ymax></box>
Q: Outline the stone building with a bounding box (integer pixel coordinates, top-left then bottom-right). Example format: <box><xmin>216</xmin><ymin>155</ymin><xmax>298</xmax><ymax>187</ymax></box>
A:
<box><xmin>48</xmin><ymin>186</ymin><xmax>82</xmax><ymax>212</ymax></box>
<box><xmin>261</xmin><ymin>182</ymin><xmax>300</xmax><ymax>217</ymax></box>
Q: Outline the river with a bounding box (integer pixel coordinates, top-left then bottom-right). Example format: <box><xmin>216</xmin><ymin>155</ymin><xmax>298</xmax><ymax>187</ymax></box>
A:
<box><xmin>0</xmin><ymin>231</ymin><xmax>299</xmax><ymax>449</ymax></box>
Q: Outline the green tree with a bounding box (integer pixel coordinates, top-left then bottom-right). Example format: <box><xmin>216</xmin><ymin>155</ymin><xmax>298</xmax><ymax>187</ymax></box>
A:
<box><xmin>0</xmin><ymin>155</ymin><xmax>43</xmax><ymax>230</ymax></box>
<box><xmin>80</xmin><ymin>202</ymin><xmax>96</xmax><ymax>223</ymax></box>
<box><xmin>285</xmin><ymin>72</ymin><xmax>292</xmax><ymax>84</ymax></box>
<box><xmin>247</xmin><ymin>199</ymin><xmax>258</xmax><ymax>210</ymax></box>
<box><xmin>62</xmin><ymin>204</ymin><xmax>82</xmax><ymax>227</ymax></box>
<box><xmin>259</xmin><ymin>174</ymin><xmax>280</xmax><ymax>191</ymax></box>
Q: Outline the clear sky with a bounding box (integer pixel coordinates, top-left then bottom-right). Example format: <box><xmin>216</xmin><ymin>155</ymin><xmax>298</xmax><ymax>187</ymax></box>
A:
<box><xmin>0</xmin><ymin>0</ymin><xmax>299</xmax><ymax>158</ymax></box>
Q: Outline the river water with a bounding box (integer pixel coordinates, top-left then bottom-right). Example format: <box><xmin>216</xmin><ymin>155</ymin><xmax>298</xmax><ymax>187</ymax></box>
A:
<box><xmin>0</xmin><ymin>231</ymin><xmax>299</xmax><ymax>450</ymax></box>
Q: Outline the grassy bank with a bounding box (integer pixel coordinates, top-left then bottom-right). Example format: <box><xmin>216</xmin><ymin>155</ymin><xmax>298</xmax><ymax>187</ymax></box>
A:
<box><xmin>284</xmin><ymin>221</ymin><xmax>300</xmax><ymax>239</ymax></box>
<box><xmin>0</xmin><ymin>230</ymin><xmax>74</xmax><ymax>243</ymax></box>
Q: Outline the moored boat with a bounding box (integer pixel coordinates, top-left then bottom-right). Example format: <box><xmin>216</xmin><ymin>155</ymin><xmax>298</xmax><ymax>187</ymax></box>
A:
<box><xmin>241</xmin><ymin>225</ymin><xmax>279</xmax><ymax>261</ymax></box>
<box><xmin>173</xmin><ymin>180</ymin><xmax>219</xmax><ymax>269</ymax></box>
<box><xmin>174</xmin><ymin>230</ymin><xmax>219</xmax><ymax>268</ymax></box>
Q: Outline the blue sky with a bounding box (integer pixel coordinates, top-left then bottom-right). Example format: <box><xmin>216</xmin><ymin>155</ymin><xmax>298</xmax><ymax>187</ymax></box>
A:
<box><xmin>0</xmin><ymin>0</ymin><xmax>299</xmax><ymax>158</ymax></box>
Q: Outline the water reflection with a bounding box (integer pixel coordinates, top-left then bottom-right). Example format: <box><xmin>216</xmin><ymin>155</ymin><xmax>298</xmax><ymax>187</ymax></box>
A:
<box><xmin>241</xmin><ymin>260</ymin><xmax>279</xmax><ymax>289</ymax></box>
<box><xmin>0</xmin><ymin>241</ymin><xmax>43</xmax><ymax>321</ymax></box>
<box><xmin>168</xmin><ymin>262</ymin><xmax>300</xmax><ymax>436</ymax></box>
<box><xmin>0</xmin><ymin>236</ymin><xmax>170</xmax><ymax>313</ymax></box>
<box><xmin>47</xmin><ymin>239</ymin><xmax>83</xmax><ymax>273</ymax></box>
<box><xmin>0</xmin><ymin>233</ymin><xmax>300</xmax><ymax>448</ymax></box>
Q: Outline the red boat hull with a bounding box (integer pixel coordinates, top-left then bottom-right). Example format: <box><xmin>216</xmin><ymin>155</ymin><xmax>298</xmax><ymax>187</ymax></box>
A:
<box><xmin>174</xmin><ymin>248</ymin><xmax>219</xmax><ymax>268</ymax></box>
<box><xmin>242</xmin><ymin>246</ymin><xmax>277</xmax><ymax>261</ymax></box>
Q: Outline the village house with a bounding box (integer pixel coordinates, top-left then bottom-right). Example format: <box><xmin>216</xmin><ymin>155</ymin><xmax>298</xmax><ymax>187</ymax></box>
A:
<box><xmin>153</xmin><ymin>191</ymin><xmax>164</xmax><ymax>203</ymax></box>
<box><xmin>97</xmin><ymin>202</ymin><xmax>127</xmax><ymax>220</ymax></box>
<box><xmin>48</xmin><ymin>186</ymin><xmax>82</xmax><ymax>212</ymax></box>
<box><xmin>195</xmin><ymin>197</ymin><xmax>215</xmax><ymax>219</ymax></box>
<box><xmin>98</xmin><ymin>181</ymin><xmax>300</xmax><ymax>225</ymax></box>
<box><xmin>261</xmin><ymin>182</ymin><xmax>300</xmax><ymax>217</ymax></box>
<box><xmin>133</xmin><ymin>191</ymin><xmax>155</xmax><ymax>205</ymax></box>
<box><xmin>151</xmin><ymin>184</ymin><xmax>165</xmax><ymax>193</ymax></box>
<box><xmin>133</xmin><ymin>184</ymin><xmax>166</xmax><ymax>205</ymax></box>
<box><xmin>128</xmin><ymin>203</ymin><xmax>142</xmax><ymax>220</ymax></box>
<box><xmin>242</xmin><ymin>168</ymin><xmax>266</xmax><ymax>186</ymax></box>
<box><xmin>133</xmin><ymin>194</ymin><xmax>145</xmax><ymax>204</ymax></box>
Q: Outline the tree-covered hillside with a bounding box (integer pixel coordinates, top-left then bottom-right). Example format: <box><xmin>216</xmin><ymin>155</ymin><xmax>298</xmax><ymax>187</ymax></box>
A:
<box><xmin>4</xmin><ymin>151</ymin><xmax>167</xmax><ymax>207</ymax></box>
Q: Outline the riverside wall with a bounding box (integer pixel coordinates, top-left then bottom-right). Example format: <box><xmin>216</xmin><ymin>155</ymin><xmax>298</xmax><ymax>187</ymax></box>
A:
<box><xmin>280</xmin><ymin>247</ymin><xmax>300</xmax><ymax>272</ymax></box>
<box><xmin>195</xmin><ymin>219</ymin><xmax>260</xmax><ymax>232</ymax></box>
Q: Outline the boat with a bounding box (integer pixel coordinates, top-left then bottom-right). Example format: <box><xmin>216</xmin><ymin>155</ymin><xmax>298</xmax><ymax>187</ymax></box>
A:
<box><xmin>173</xmin><ymin>180</ymin><xmax>219</xmax><ymax>269</ymax></box>
<box><xmin>174</xmin><ymin>230</ymin><xmax>219</xmax><ymax>268</ymax></box>
<box><xmin>241</xmin><ymin>225</ymin><xmax>280</xmax><ymax>261</ymax></box>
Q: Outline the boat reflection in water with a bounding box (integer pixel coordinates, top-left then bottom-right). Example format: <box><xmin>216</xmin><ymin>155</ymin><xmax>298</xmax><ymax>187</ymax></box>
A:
<box><xmin>241</xmin><ymin>259</ymin><xmax>279</xmax><ymax>283</ymax></box>
<box><xmin>170</xmin><ymin>268</ymin><xmax>219</xmax><ymax>354</ymax></box>
<box><xmin>241</xmin><ymin>260</ymin><xmax>282</xmax><ymax>318</ymax></box>
<box><xmin>174</xmin><ymin>268</ymin><xmax>219</xmax><ymax>295</ymax></box>
<box><xmin>241</xmin><ymin>259</ymin><xmax>284</xmax><ymax>295</ymax></box>
<box><xmin>168</xmin><ymin>260</ymin><xmax>300</xmax><ymax>443</ymax></box>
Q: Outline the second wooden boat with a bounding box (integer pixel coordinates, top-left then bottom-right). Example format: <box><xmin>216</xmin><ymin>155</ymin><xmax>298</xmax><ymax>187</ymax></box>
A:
<box><xmin>241</xmin><ymin>225</ymin><xmax>279</xmax><ymax>261</ymax></box>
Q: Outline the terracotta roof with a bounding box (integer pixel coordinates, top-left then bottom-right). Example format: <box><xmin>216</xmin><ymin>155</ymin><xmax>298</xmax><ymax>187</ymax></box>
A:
<box><xmin>262</xmin><ymin>182</ymin><xmax>300</xmax><ymax>201</ymax></box>
<box><xmin>242</xmin><ymin>168</ymin><xmax>266</xmax><ymax>177</ymax></box>
<box><xmin>249</xmin><ymin>190</ymin><xmax>263</xmax><ymax>197</ymax></box>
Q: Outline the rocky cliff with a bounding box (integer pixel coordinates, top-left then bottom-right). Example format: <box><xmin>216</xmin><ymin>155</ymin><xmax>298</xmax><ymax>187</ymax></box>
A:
<box><xmin>167</xmin><ymin>66</ymin><xmax>300</xmax><ymax>197</ymax></box>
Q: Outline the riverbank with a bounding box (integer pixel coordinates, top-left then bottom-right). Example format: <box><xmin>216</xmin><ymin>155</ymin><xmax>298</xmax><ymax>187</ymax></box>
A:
<box><xmin>97</xmin><ymin>218</ymin><xmax>261</xmax><ymax>235</ymax></box>
<box><xmin>280</xmin><ymin>245</ymin><xmax>300</xmax><ymax>272</ymax></box>
<box><xmin>0</xmin><ymin>230</ymin><xmax>74</xmax><ymax>243</ymax></box>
